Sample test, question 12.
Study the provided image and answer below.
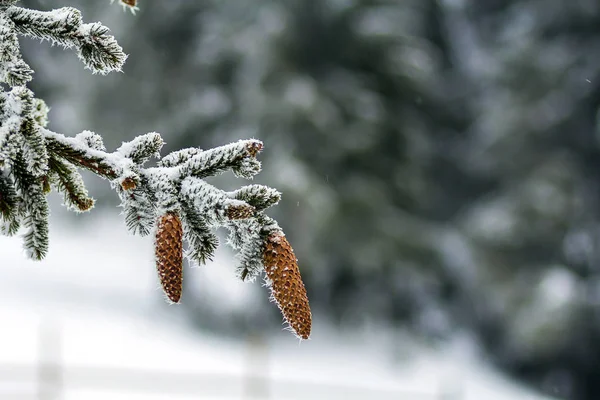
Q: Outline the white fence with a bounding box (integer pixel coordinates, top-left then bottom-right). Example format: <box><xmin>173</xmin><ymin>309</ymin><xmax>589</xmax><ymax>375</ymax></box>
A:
<box><xmin>0</xmin><ymin>323</ymin><xmax>463</xmax><ymax>400</ymax></box>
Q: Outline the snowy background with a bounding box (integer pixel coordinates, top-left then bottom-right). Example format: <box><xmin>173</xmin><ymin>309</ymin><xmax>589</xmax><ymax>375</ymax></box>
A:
<box><xmin>3</xmin><ymin>0</ymin><xmax>600</xmax><ymax>398</ymax></box>
<box><xmin>0</xmin><ymin>213</ymin><xmax>555</xmax><ymax>400</ymax></box>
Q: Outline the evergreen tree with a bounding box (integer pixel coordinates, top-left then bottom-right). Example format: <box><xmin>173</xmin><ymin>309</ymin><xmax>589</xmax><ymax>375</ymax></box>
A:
<box><xmin>444</xmin><ymin>2</ymin><xmax>600</xmax><ymax>398</ymax></box>
<box><xmin>0</xmin><ymin>0</ymin><xmax>311</xmax><ymax>340</ymax></box>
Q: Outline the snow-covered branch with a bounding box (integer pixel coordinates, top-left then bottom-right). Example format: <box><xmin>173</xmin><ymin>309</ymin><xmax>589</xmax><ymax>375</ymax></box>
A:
<box><xmin>0</xmin><ymin>0</ymin><xmax>311</xmax><ymax>340</ymax></box>
<box><xmin>5</xmin><ymin>5</ymin><xmax>126</xmax><ymax>74</ymax></box>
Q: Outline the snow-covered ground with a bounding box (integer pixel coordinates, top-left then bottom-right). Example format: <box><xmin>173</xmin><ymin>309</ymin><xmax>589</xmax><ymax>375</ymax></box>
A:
<box><xmin>0</xmin><ymin>212</ymin><xmax>556</xmax><ymax>400</ymax></box>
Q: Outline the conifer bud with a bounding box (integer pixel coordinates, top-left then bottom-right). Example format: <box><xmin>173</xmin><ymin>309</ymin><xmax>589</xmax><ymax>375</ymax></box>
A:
<box><xmin>155</xmin><ymin>212</ymin><xmax>183</xmax><ymax>303</ymax></box>
<box><xmin>113</xmin><ymin>0</ymin><xmax>138</xmax><ymax>13</ymax></box>
<box><xmin>246</xmin><ymin>141</ymin><xmax>263</xmax><ymax>157</ymax></box>
<box><xmin>263</xmin><ymin>231</ymin><xmax>311</xmax><ymax>340</ymax></box>
<box><xmin>120</xmin><ymin>177</ymin><xmax>136</xmax><ymax>191</ymax></box>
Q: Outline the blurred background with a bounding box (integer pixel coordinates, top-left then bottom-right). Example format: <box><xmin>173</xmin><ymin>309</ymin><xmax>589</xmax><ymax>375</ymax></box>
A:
<box><xmin>1</xmin><ymin>0</ymin><xmax>600</xmax><ymax>398</ymax></box>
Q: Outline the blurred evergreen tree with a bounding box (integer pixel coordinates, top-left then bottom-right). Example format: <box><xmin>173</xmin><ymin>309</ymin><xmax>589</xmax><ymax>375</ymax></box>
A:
<box><xmin>16</xmin><ymin>0</ymin><xmax>600</xmax><ymax>398</ymax></box>
<box><xmin>446</xmin><ymin>1</ymin><xmax>600</xmax><ymax>399</ymax></box>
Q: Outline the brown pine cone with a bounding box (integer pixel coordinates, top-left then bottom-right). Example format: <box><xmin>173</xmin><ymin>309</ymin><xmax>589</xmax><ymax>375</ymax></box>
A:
<box><xmin>155</xmin><ymin>212</ymin><xmax>183</xmax><ymax>303</ymax></box>
<box><xmin>263</xmin><ymin>231</ymin><xmax>312</xmax><ymax>340</ymax></box>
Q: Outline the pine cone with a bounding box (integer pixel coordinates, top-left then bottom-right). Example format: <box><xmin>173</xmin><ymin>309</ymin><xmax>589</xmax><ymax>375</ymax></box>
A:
<box><xmin>155</xmin><ymin>212</ymin><xmax>183</xmax><ymax>303</ymax></box>
<box><xmin>263</xmin><ymin>231</ymin><xmax>312</xmax><ymax>340</ymax></box>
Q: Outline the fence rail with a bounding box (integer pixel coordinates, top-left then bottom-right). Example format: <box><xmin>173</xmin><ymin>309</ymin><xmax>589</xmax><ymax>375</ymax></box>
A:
<box><xmin>0</xmin><ymin>321</ymin><xmax>461</xmax><ymax>400</ymax></box>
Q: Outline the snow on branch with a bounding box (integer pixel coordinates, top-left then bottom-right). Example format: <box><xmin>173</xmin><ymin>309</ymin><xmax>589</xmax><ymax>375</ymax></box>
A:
<box><xmin>0</xmin><ymin>1</ymin><xmax>18</xmax><ymax>8</ymax></box>
<box><xmin>5</xmin><ymin>6</ymin><xmax>126</xmax><ymax>74</ymax></box>
<box><xmin>0</xmin><ymin>1</ymin><xmax>311</xmax><ymax>340</ymax></box>
<box><xmin>0</xmin><ymin>13</ymin><xmax>32</xmax><ymax>86</ymax></box>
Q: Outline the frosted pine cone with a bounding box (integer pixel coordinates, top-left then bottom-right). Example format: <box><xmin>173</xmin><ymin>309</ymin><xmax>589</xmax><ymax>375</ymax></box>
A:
<box><xmin>155</xmin><ymin>212</ymin><xmax>183</xmax><ymax>303</ymax></box>
<box><xmin>263</xmin><ymin>231</ymin><xmax>312</xmax><ymax>340</ymax></box>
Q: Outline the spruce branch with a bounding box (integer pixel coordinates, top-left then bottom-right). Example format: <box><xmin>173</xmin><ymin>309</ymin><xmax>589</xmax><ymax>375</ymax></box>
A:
<box><xmin>0</xmin><ymin>168</ymin><xmax>17</xmax><ymax>221</ymax></box>
<box><xmin>0</xmin><ymin>0</ymin><xmax>312</xmax><ymax>339</ymax></box>
<box><xmin>117</xmin><ymin>132</ymin><xmax>163</xmax><ymax>166</ymax></box>
<box><xmin>0</xmin><ymin>201</ymin><xmax>21</xmax><ymax>236</ymax></box>
<box><xmin>227</xmin><ymin>184</ymin><xmax>281</xmax><ymax>212</ymax></box>
<box><xmin>180</xmin><ymin>202</ymin><xmax>218</xmax><ymax>266</ymax></box>
<box><xmin>0</xmin><ymin>1</ymin><xmax>19</xmax><ymax>9</ymax></box>
<box><xmin>31</xmin><ymin>97</ymin><xmax>48</xmax><ymax>128</ymax></box>
<box><xmin>157</xmin><ymin>148</ymin><xmax>202</xmax><ymax>168</ymax></box>
<box><xmin>0</xmin><ymin>13</ymin><xmax>33</xmax><ymax>86</ymax></box>
<box><xmin>178</xmin><ymin>139</ymin><xmax>263</xmax><ymax>179</ymax></box>
<box><xmin>226</xmin><ymin>218</ymin><xmax>264</xmax><ymax>282</ymax></box>
<box><xmin>43</xmin><ymin>129</ymin><xmax>123</xmax><ymax>180</ymax></box>
<box><xmin>118</xmin><ymin>185</ymin><xmax>155</xmax><ymax>236</ymax></box>
<box><xmin>6</xmin><ymin>6</ymin><xmax>126</xmax><ymax>74</ymax></box>
<box><xmin>11</xmin><ymin>151</ymin><xmax>49</xmax><ymax>259</ymax></box>
<box><xmin>13</xmin><ymin>87</ymin><xmax>48</xmax><ymax>177</ymax></box>
<box><xmin>0</xmin><ymin>89</ymin><xmax>25</xmax><ymax>164</ymax></box>
<box><xmin>75</xmin><ymin>130</ymin><xmax>105</xmax><ymax>151</ymax></box>
<box><xmin>180</xmin><ymin>176</ymin><xmax>255</xmax><ymax>225</ymax></box>
<box><xmin>5</xmin><ymin>6</ymin><xmax>83</xmax><ymax>45</ymax></box>
<box><xmin>48</xmin><ymin>154</ymin><xmax>94</xmax><ymax>212</ymax></box>
<box><xmin>0</xmin><ymin>165</ymin><xmax>22</xmax><ymax>236</ymax></box>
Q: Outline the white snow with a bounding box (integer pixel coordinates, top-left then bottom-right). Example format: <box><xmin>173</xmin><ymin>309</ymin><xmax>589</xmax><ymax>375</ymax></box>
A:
<box><xmin>0</xmin><ymin>213</ymin><xmax>557</xmax><ymax>400</ymax></box>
